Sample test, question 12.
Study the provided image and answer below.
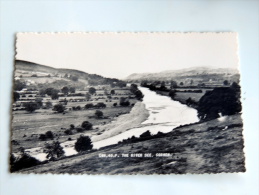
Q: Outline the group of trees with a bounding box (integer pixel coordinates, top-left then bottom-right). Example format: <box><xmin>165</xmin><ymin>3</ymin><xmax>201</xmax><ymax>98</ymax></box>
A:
<box><xmin>197</xmin><ymin>82</ymin><xmax>241</xmax><ymax>121</ymax></box>
<box><xmin>130</xmin><ymin>84</ymin><xmax>144</xmax><ymax>100</ymax></box>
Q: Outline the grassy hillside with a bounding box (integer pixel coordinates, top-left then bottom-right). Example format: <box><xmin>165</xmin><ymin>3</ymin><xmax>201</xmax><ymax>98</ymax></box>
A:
<box><xmin>20</xmin><ymin>114</ymin><xmax>245</xmax><ymax>174</ymax></box>
<box><xmin>125</xmin><ymin>66</ymin><xmax>240</xmax><ymax>86</ymax></box>
<box><xmin>15</xmin><ymin>60</ymin><xmax>126</xmax><ymax>87</ymax></box>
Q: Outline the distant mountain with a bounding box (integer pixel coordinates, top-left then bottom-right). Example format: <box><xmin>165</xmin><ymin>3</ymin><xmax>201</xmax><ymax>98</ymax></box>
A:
<box><xmin>125</xmin><ymin>66</ymin><xmax>240</xmax><ymax>84</ymax></box>
<box><xmin>15</xmin><ymin>60</ymin><xmax>125</xmax><ymax>87</ymax></box>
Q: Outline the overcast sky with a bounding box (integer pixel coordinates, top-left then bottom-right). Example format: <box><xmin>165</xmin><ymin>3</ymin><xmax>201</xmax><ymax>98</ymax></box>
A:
<box><xmin>16</xmin><ymin>32</ymin><xmax>239</xmax><ymax>79</ymax></box>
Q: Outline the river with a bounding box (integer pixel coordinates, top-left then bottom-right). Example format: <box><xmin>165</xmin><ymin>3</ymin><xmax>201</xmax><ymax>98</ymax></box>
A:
<box><xmin>25</xmin><ymin>87</ymin><xmax>199</xmax><ymax>161</ymax></box>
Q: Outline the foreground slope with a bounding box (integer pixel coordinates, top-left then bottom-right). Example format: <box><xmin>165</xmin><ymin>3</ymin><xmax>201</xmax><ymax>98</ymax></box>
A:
<box><xmin>21</xmin><ymin>114</ymin><xmax>245</xmax><ymax>174</ymax></box>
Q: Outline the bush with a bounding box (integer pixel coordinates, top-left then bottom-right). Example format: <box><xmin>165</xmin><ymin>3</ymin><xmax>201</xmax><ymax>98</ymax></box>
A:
<box><xmin>10</xmin><ymin>153</ymin><xmax>40</xmax><ymax>172</ymax></box>
<box><xmin>70</xmin><ymin>124</ymin><xmax>75</xmax><ymax>129</ymax></box>
<box><xmin>45</xmin><ymin>131</ymin><xmax>54</xmax><ymax>139</ymax></box>
<box><xmin>43</xmin><ymin>141</ymin><xmax>65</xmax><ymax>160</ymax></box>
<box><xmin>81</xmin><ymin>121</ymin><xmax>93</xmax><ymax>130</ymax></box>
<box><xmin>95</xmin><ymin>110</ymin><xmax>103</xmax><ymax>118</ymax></box>
<box><xmin>113</xmin><ymin>103</ymin><xmax>117</xmax><ymax>107</ymax></box>
<box><xmin>39</xmin><ymin>134</ymin><xmax>47</xmax><ymax>141</ymax></box>
<box><xmin>85</xmin><ymin>103</ymin><xmax>94</xmax><ymax>109</ymax></box>
<box><xmin>120</xmin><ymin>101</ymin><xmax>130</xmax><ymax>107</ymax></box>
<box><xmin>88</xmin><ymin>87</ymin><xmax>96</xmax><ymax>95</ymax></box>
<box><xmin>53</xmin><ymin>104</ymin><xmax>65</xmax><ymax>113</ymax></box>
<box><xmin>74</xmin><ymin>135</ymin><xmax>93</xmax><ymax>152</ymax></box>
<box><xmin>95</xmin><ymin>102</ymin><xmax>106</xmax><ymax>108</ymax></box>
<box><xmin>169</xmin><ymin>90</ymin><xmax>176</xmax><ymax>99</ymax></box>
<box><xmin>39</xmin><ymin>131</ymin><xmax>54</xmax><ymax>141</ymax></box>
<box><xmin>139</xmin><ymin>130</ymin><xmax>151</xmax><ymax>138</ymax></box>
<box><xmin>24</xmin><ymin>102</ymin><xmax>38</xmax><ymax>113</ymax></box>
<box><xmin>64</xmin><ymin>129</ymin><xmax>73</xmax><ymax>135</ymax></box>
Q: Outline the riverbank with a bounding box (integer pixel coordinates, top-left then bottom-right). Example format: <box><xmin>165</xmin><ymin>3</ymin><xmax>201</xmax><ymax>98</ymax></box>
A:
<box><xmin>20</xmin><ymin>113</ymin><xmax>245</xmax><ymax>174</ymax></box>
<box><xmin>92</xmin><ymin>101</ymin><xmax>149</xmax><ymax>142</ymax></box>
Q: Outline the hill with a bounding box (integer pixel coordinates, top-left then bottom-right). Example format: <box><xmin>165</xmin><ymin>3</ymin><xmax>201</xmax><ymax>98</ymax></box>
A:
<box><xmin>125</xmin><ymin>66</ymin><xmax>240</xmax><ymax>85</ymax></box>
<box><xmin>15</xmin><ymin>60</ymin><xmax>126</xmax><ymax>88</ymax></box>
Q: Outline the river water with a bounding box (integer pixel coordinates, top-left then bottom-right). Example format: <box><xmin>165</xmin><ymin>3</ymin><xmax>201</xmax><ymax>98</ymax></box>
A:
<box><xmin>26</xmin><ymin>87</ymin><xmax>199</xmax><ymax>161</ymax></box>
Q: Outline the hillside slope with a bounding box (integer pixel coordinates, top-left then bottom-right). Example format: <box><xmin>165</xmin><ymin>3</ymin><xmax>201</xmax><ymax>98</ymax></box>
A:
<box><xmin>125</xmin><ymin>66</ymin><xmax>239</xmax><ymax>83</ymax></box>
<box><xmin>20</xmin><ymin>114</ymin><xmax>245</xmax><ymax>174</ymax></box>
<box><xmin>15</xmin><ymin>60</ymin><xmax>125</xmax><ymax>86</ymax></box>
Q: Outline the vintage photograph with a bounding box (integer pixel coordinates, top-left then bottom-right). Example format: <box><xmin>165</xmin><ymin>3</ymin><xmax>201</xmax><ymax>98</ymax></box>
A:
<box><xmin>11</xmin><ymin>32</ymin><xmax>245</xmax><ymax>174</ymax></box>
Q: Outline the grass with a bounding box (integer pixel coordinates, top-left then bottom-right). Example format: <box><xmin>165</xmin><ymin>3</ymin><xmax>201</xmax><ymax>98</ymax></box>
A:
<box><xmin>19</xmin><ymin>114</ymin><xmax>245</xmax><ymax>174</ymax></box>
<box><xmin>12</xmin><ymin>96</ymin><xmax>137</xmax><ymax>153</ymax></box>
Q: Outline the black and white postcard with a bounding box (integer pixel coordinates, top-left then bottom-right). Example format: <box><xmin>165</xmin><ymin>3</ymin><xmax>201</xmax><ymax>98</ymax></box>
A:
<box><xmin>11</xmin><ymin>32</ymin><xmax>245</xmax><ymax>174</ymax></box>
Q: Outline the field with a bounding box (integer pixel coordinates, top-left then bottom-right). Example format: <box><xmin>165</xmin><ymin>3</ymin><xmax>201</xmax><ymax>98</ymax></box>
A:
<box><xmin>11</xmin><ymin>90</ymin><xmax>137</xmax><ymax>153</ymax></box>
<box><xmin>20</xmin><ymin>114</ymin><xmax>245</xmax><ymax>174</ymax></box>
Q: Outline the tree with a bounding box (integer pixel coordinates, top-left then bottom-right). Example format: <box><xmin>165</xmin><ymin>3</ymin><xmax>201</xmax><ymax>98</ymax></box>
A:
<box><xmin>110</xmin><ymin>89</ymin><xmax>115</xmax><ymax>95</ymax></box>
<box><xmin>14</xmin><ymin>80</ymin><xmax>26</xmax><ymax>91</ymax></box>
<box><xmin>45</xmin><ymin>131</ymin><xmax>54</xmax><ymax>139</ymax></box>
<box><xmin>169</xmin><ymin>90</ymin><xmax>176</xmax><ymax>99</ymax></box>
<box><xmin>113</xmin><ymin>103</ymin><xmax>117</xmax><ymax>107</ymax></box>
<box><xmin>10</xmin><ymin>152</ymin><xmax>40</xmax><ymax>172</ymax></box>
<box><xmin>197</xmin><ymin>85</ymin><xmax>242</xmax><ymax>121</ymax></box>
<box><xmin>51</xmin><ymin>90</ymin><xmax>59</xmax><ymax>100</ymax></box>
<box><xmin>24</xmin><ymin>102</ymin><xmax>38</xmax><ymax>113</ymax></box>
<box><xmin>53</xmin><ymin>104</ymin><xmax>66</xmax><ymax>113</ymax></box>
<box><xmin>95</xmin><ymin>102</ymin><xmax>106</xmax><ymax>108</ymax></box>
<box><xmin>180</xmin><ymin>82</ymin><xmax>184</xmax><ymax>86</ymax></box>
<box><xmin>81</xmin><ymin>121</ymin><xmax>93</xmax><ymax>130</ymax></box>
<box><xmin>95</xmin><ymin>110</ymin><xmax>103</xmax><ymax>118</ymax></box>
<box><xmin>170</xmin><ymin>80</ymin><xmax>177</xmax><ymax>89</ymax></box>
<box><xmin>43</xmin><ymin>141</ymin><xmax>65</xmax><ymax>160</ymax></box>
<box><xmin>45</xmin><ymin>88</ymin><xmax>54</xmax><ymax>96</ymax></box>
<box><xmin>13</xmin><ymin>92</ymin><xmax>20</xmax><ymax>102</ymax></box>
<box><xmin>61</xmin><ymin>86</ymin><xmax>69</xmax><ymax>95</ymax></box>
<box><xmin>74</xmin><ymin>135</ymin><xmax>93</xmax><ymax>152</ymax></box>
<box><xmin>85</xmin><ymin>103</ymin><xmax>94</xmax><ymax>109</ymax></box>
<box><xmin>134</xmin><ymin>90</ymin><xmax>144</xmax><ymax>100</ymax></box>
<box><xmin>89</xmin><ymin>87</ymin><xmax>96</xmax><ymax>95</ymax></box>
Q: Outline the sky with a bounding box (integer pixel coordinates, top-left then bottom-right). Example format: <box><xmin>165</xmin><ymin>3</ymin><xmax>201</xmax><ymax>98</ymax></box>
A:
<box><xmin>16</xmin><ymin>32</ymin><xmax>239</xmax><ymax>79</ymax></box>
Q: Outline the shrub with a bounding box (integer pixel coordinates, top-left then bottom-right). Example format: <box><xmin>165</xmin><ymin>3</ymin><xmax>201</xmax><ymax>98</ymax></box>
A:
<box><xmin>113</xmin><ymin>103</ymin><xmax>117</xmax><ymax>107</ymax></box>
<box><xmin>89</xmin><ymin>87</ymin><xmax>96</xmax><ymax>95</ymax></box>
<box><xmin>64</xmin><ymin>129</ymin><xmax>73</xmax><ymax>135</ymax></box>
<box><xmin>76</xmin><ymin>128</ymin><xmax>84</xmax><ymax>133</ymax></box>
<box><xmin>10</xmin><ymin>153</ymin><xmax>40</xmax><ymax>172</ymax></box>
<box><xmin>95</xmin><ymin>102</ymin><xmax>106</xmax><ymax>108</ymax></box>
<box><xmin>139</xmin><ymin>130</ymin><xmax>151</xmax><ymax>138</ymax></box>
<box><xmin>45</xmin><ymin>131</ymin><xmax>54</xmax><ymax>139</ymax></box>
<box><xmin>70</xmin><ymin>124</ymin><xmax>75</xmax><ymax>129</ymax></box>
<box><xmin>74</xmin><ymin>135</ymin><xmax>93</xmax><ymax>152</ymax></box>
<box><xmin>169</xmin><ymin>90</ymin><xmax>176</xmax><ymax>99</ymax></box>
<box><xmin>95</xmin><ymin>110</ymin><xmax>103</xmax><ymax>118</ymax></box>
<box><xmin>43</xmin><ymin>141</ymin><xmax>65</xmax><ymax>160</ymax></box>
<box><xmin>81</xmin><ymin>121</ymin><xmax>93</xmax><ymax>130</ymax></box>
<box><xmin>39</xmin><ymin>134</ymin><xmax>47</xmax><ymax>141</ymax></box>
<box><xmin>53</xmin><ymin>104</ymin><xmax>65</xmax><ymax>113</ymax></box>
<box><xmin>85</xmin><ymin>103</ymin><xmax>94</xmax><ymax>109</ymax></box>
<box><xmin>24</xmin><ymin>102</ymin><xmax>38</xmax><ymax>113</ymax></box>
